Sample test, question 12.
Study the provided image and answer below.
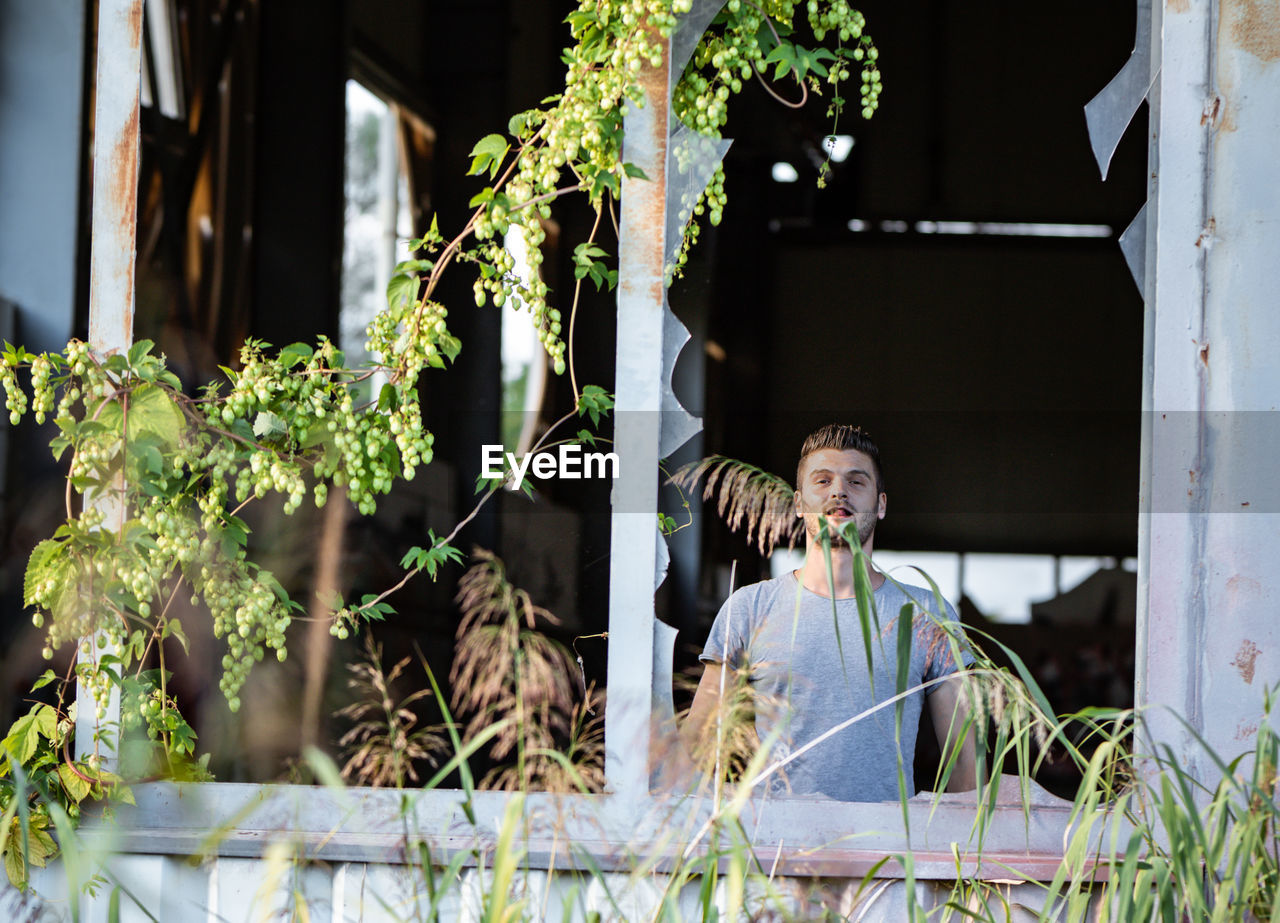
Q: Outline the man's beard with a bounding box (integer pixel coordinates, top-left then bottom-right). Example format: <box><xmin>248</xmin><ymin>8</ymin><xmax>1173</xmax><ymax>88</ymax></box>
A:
<box><xmin>807</xmin><ymin>510</ymin><xmax>876</xmax><ymax>549</ymax></box>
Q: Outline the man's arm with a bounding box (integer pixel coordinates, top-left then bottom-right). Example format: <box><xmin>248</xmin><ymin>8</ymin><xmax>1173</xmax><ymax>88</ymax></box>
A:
<box><xmin>681</xmin><ymin>661</ymin><xmax>724</xmax><ymax>762</ymax></box>
<box><xmin>928</xmin><ymin>674</ymin><xmax>978</xmax><ymax>792</ymax></box>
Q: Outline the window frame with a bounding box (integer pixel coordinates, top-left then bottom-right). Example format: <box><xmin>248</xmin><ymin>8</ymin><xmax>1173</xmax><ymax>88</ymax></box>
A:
<box><xmin>79</xmin><ymin>0</ymin><xmax>1198</xmax><ymax>884</ymax></box>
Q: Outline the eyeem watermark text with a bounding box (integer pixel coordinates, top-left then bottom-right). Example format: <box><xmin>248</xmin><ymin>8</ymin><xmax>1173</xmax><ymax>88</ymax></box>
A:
<box><xmin>482</xmin><ymin>444</ymin><xmax>619</xmax><ymax>488</ymax></box>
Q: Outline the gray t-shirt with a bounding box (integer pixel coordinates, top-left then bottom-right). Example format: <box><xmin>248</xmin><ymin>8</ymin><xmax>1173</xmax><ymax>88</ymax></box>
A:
<box><xmin>699</xmin><ymin>571</ymin><xmax>969</xmax><ymax>802</ymax></box>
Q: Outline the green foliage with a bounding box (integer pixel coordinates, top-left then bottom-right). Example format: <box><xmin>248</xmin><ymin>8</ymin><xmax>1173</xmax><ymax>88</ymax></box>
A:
<box><xmin>571</xmin><ymin>242</ymin><xmax>617</xmax><ymax>292</ymax></box>
<box><xmin>399</xmin><ymin>533</ymin><xmax>466</xmax><ymax>580</ymax></box>
<box><xmin>0</xmin><ymin>703</ymin><xmax>134</xmax><ymax>890</ymax></box>
<box><xmin>0</xmin><ymin>0</ymin><xmax>884</xmax><ymax>905</ymax></box>
<box><xmin>574</xmin><ymin>384</ymin><xmax>613</xmax><ymax>427</ymax></box>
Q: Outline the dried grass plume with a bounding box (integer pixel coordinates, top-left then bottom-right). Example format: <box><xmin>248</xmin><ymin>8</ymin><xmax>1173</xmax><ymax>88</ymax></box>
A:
<box><xmin>669</xmin><ymin>455</ymin><xmax>802</xmax><ymax>555</ymax></box>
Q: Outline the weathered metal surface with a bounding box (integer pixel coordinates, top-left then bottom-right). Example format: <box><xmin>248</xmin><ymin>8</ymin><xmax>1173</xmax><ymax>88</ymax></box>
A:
<box><xmin>14</xmin><ymin>845</ymin><xmax>1095</xmax><ymax>922</ymax></box>
<box><xmin>606</xmin><ymin>25</ymin><xmax>672</xmax><ymax>804</ymax></box>
<box><xmin>77</xmin><ymin>781</ymin><xmax>1080</xmax><ymax>877</ymax></box>
<box><xmin>77</xmin><ymin>0</ymin><xmax>145</xmax><ymax>764</ymax></box>
<box><xmin>87</xmin><ymin>0</ymin><xmax>143</xmax><ymax>354</ymax></box>
<box><xmin>1084</xmin><ymin>0</ymin><xmax>1153</xmax><ymax>180</ymax></box>
<box><xmin>1195</xmin><ymin>0</ymin><xmax>1280</xmax><ymax>769</ymax></box>
<box><xmin>1139</xmin><ymin>0</ymin><xmax>1280</xmax><ymax>786</ymax></box>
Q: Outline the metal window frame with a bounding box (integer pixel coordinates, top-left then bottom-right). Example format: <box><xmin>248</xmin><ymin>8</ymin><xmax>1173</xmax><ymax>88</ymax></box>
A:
<box><xmin>84</xmin><ymin>0</ymin><xmax>1277</xmax><ymax>882</ymax></box>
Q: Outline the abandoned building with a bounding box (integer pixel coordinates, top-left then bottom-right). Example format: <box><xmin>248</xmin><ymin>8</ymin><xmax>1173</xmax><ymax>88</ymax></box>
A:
<box><xmin>1</xmin><ymin>0</ymin><xmax>1276</xmax><ymax>918</ymax></box>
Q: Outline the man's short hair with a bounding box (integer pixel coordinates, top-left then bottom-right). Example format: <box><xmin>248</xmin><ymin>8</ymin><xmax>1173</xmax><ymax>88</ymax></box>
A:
<box><xmin>796</xmin><ymin>424</ymin><xmax>885</xmax><ymax>495</ymax></box>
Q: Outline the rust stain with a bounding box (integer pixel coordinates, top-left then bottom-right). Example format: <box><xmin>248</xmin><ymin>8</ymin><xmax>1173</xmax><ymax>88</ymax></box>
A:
<box><xmin>1219</xmin><ymin>100</ymin><xmax>1238</xmax><ymax>132</ymax></box>
<box><xmin>1168</xmin><ymin>0</ymin><xmax>1191</xmax><ymax>13</ymax></box>
<box><xmin>98</xmin><ymin>98</ymin><xmax>140</xmax><ymax>344</ymax></box>
<box><xmin>620</xmin><ymin>28</ymin><xmax>669</xmax><ymax>302</ymax></box>
<box><xmin>1199</xmin><ymin>342</ymin><xmax>1210</xmax><ymax>367</ymax></box>
<box><xmin>1231</xmin><ymin>639</ymin><xmax>1261</xmax><ymax>684</ymax></box>
<box><xmin>1195</xmin><ymin>217</ymin><xmax>1217</xmax><ymax>248</ymax></box>
<box><xmin>1226</xmin><ymin>573</ymin><xmax>1262</xmax><ymax>606</ymax></box>
<box><xmin>1236</xmin><ymin>721</ymin><xmax>1259</xmax><ymax>741</ymax></box>
<box><xmin>1223</xmin><ymin>0</ymin><xmax>1280</xmax><ymax>62</ymax></box>
<box><xmin>1200</xmin><ymin>95</ymin><xmax>1221</xmax><ymax>126</ymax></box>
<box><xmin>89</xmin><ymin>0</ymin><xmax>144</xmax><ymax>351</ymax></box>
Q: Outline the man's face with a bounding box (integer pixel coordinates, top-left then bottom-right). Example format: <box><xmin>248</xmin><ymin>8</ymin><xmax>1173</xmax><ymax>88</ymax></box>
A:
<box><xmin>795</xmin><ymin>448</ymin><xmax>886</xmax><ymax>550</ymax></box>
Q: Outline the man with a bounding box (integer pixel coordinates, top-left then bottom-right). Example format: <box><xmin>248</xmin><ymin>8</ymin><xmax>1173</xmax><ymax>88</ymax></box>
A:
<box><xmin>683</xmin><ymin>424</ymin><xmax>977</xmax><ymax>801</ymax></box>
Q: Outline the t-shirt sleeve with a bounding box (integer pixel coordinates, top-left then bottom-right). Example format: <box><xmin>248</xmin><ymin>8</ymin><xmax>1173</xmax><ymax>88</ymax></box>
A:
<box><xmin>922</xmin><ymin>598</ymin><xmax>975</xmax><ymax>689</ymax></box>
<box><xmin>699</xmin><ymin>586</ymin><xmax>755</xmax><ymax>669</ymax></box>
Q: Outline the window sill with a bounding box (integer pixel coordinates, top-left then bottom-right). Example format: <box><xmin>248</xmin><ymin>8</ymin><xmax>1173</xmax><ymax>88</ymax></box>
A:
<box><xmin>92</xmin><ymin>781</ymin><xmax>1082</xmax><ymax>881</ymax></box>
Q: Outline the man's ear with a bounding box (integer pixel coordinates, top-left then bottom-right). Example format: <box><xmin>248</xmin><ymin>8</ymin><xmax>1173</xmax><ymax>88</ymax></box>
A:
<box><xmin>794</xmin><ymin>490</ymin><xmax>803</xmax><ymax>519</ymax></box>
<box><xmin>877</xmin><ymin>491</ymin><xmax>887</xmax><ymax>520</ymax></box>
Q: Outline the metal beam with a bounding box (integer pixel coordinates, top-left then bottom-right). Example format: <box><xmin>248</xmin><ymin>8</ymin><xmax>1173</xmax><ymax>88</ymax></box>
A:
<box><xmin>606</xmin><ymin>29</ymin><xmax>671</xmax><ymax>803</ymax></box>
<box><xmin>77</xmin><ymin>0</ymin><xmax>144</xmax><ymax>763</ymax></box>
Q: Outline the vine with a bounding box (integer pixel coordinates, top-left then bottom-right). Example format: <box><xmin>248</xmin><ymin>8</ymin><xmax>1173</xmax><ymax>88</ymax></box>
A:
<box><xmin>0</xmin><ymin>0</ymin><xmax>880</xmax><ymax>887</ymax></box>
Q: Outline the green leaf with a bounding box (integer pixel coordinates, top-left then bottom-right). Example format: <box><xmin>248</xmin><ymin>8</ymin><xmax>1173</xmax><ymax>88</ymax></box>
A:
<box><xmin>165</xmin><ymin>618</ymin><xmax>190</xmax><ymax>655</ymax></box>
<box><xmin>57</xmin><ymin>763</ymin><xmax>92</xmax><ymax>803</ymax></box>
<box><xmin>440</xmin><ymin>335</ymin><xmax>462</xmax><ymax>362</ymax></box>
<box><xmin>576</xmin><ymin>385</ymin><xmax>614</xmax><ymax>427</ymax></box>
<box><xmin>23</xmin><ymin>539</ymin><xmax>62</xmax><ymax>608</ymax></box>
<box><xmin>386</xmin><ymin>272</ymin><xmax>417</xmax><ymax>311</ymax></box>
<box><xmin>622</xmin><ymin>162</ymin><xmax>649</xmax><ymax>180</ymax></box>
<box><xmin>3</xmin><ymin>825</ymin><xmax>25</xmax><ymax>889</ymax></box>
<box><xmin>168</xmin><ymin>721</ymin><xmax>198</xmax><ymax>756</ymax></box>
<box><xmin>252</xmin><ymin>411</ymin><xmax>287</xmax><ymax>439</ymax></box>
<box><xmin>467</xmin><ymin>134</ymin><xmax>509</xmax><ymax>179</ymax></box>
<box><xmin>2</xmin><ymin>706</ymin><xmax>57</xmax><ymax>765</ymax></box>
<box><xmin>278</xmin><ymin>342</ymin><xmax>313</xmax><ymax>369</ymax></box>
<box><xmin>100</xmin><ymin>384</ymin><xmax>185</xmax><ymax>449</ymax></box>
<box><xmin>219</xmin><ymin>519</ymin><xmax>248</xmax><ymax>553</ymax></box>
<box><xmin>140</xmin><ymin>443</ymin><xmax>163</xmax><ymax>475</ymax></box>
<box><xmin>257</xmin><ymin>569</ymin><xmax>291</xmax><ymax>604</ymax></box>
<box><xmin>399</xmin><ymin>546</ymin><xmax>429</xmax><ymax>570</ymax></box>
<box><xmin>127</xmin><ymin>339</ymin><xmax>156</xmax><ymax>367</ymax></box>
<box><xmin>392</xmin><ymin>258</ymin><xmax>434</xmax><ymax>274</ymax></box>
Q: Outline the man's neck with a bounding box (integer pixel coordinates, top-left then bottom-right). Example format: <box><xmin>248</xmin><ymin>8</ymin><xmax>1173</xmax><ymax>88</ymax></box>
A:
<box><xmin>797</xmin><ymin>541</ymin><xmax>883</xmax><ymax>598</ymax></box>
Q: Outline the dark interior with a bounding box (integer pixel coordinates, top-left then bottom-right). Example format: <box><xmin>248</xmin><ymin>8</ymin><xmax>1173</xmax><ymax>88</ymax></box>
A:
<box><xmin>0</xmin><ymin>0</ymin><xmax>1145</xmax><ymax>791</ymax></box>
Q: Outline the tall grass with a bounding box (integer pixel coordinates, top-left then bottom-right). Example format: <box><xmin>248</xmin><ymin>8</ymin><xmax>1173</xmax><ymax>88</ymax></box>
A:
<box><xmin>8</xmin><ymin>537</ymin><xmax>1280</xmax><ymax>921</ymax></box>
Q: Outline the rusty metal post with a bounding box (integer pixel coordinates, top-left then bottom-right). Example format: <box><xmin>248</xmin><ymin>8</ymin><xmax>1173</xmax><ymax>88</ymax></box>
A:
<box><xmin>87</xmin><ymin>0</ymin><xmax>143</xmax><ymax>353</ymax></box>
<box><xmin>605</xmin><ymin>34</ymin><xmax>671</xmax><ymax>802</ymax></box>
<box><xmin>1139</xmin><ymin>0</ymin><xmax>1280</xmax><ymax>787</ymax></box>
<box><xmin>77</xmin><ymin>0</ymin><xmax>144</xmax><ymax>763</ymax></box>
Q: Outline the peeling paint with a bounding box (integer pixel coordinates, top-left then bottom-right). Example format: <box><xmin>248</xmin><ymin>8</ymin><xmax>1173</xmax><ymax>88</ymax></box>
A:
<box><xmin>1195</xmin><ymin>216</ymin><xmax>1217</xmax><ymax>248</ymax></box>
<box><xmin>1231</xmin><ymin>639</ymin><xmax>1261</xmax><ymax>684</ymax></box>
<box><xmin>1199</xmin><ymin>341</ymin><xmax>1210</xmax><ymax>367</ymax></box>
<box><xmin>1200</xmin><ymin>95</ymin><xmax>1221</xmax><ymax>126</ymax></box>
<box><xmin>1223</xmin><ymin>0</ymin><xmax>1280</xmax><ymax>62</ymax></box>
